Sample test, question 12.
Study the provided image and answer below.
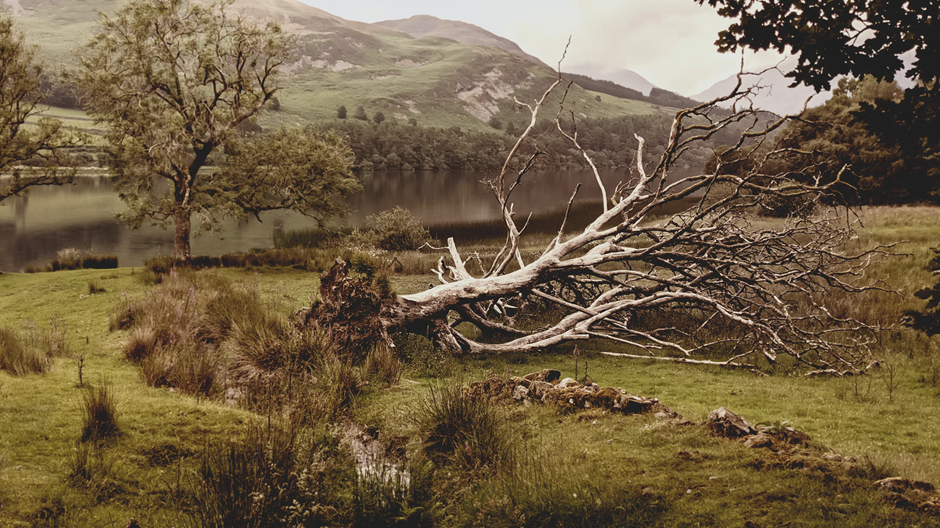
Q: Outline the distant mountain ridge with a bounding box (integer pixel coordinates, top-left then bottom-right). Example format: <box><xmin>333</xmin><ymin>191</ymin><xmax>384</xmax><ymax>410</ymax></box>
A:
<box><xmin>3</xmin><ymin>0</ymin><xmax>662</xmax><ymax>131</ymax></box>
<box><xmin>691</xmin><ymin>60</ymin><xmax>831</xmax><ymax>116</ymax></box>
<box><xmin>374</xmin><ymin>15</ymin><xmax>547</xmax><ymax>66</ymax></box>
<box><xmin>566</xmin><ymin>64</ymin><xmax>658</xmax><ymax>96</ymax></box>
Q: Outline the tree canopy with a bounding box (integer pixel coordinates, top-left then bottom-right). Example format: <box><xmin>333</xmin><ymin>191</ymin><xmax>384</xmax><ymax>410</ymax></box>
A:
<box><xmin>0</xmin><ymin>16</ymin><xmax>77</xmax><ymax>203</ymax></box>
<box><xmin>699</xmin><ymin>0</ymin><xmax>938</xmax><ymax>201</ymax></box>
<box><xmin>76</xmin><ymin>0</ymin><xmax>358</xmax><ymax>260</ymax></box>
<box><xmin>696</xmin><ymin>0</ymin><xmax>937</xmax><ymax>91</ymax></box>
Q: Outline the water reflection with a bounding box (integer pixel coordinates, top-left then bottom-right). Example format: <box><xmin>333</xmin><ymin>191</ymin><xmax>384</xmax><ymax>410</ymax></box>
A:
<box><xmin>0</xmin><ymin>168</ymin><xmax>677</xmax><ymax>272</ymax></box>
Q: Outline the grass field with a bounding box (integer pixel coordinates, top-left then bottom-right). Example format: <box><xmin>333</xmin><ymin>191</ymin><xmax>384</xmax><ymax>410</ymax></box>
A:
<box><xmin>1</xmin><ymin>206</ymin><xmax>939</xmax><ymax>526</ymax></box>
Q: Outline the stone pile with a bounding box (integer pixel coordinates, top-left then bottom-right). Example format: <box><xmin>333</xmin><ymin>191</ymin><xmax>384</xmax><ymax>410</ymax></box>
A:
<box><xmin>466</xmin><ymin>368</ymin><xmax>677</xmax><ymax>417</ymax></box>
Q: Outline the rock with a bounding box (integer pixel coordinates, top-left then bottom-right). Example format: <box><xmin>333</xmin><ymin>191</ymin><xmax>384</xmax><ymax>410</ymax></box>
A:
<box><xmin>528</xmin><ymin>381</ymin><xmax>555</xmax><ymax>399</ymax></box>
<box><xmin>512</xmin><ymin>385</ymin><xmax>530</xmax><ymax>401</ymax></box>
<box><xmin>744</xmin><ymin>433</ymin><xmax>774</xmax><ymax>449</ymax></box>
<box><xmin>582</xmin><ymin>382</ymin><xmax>599</xmax><ymax>393</ymax></box>
<box><xmin>509</xmin><ymin>376</ymin><xmax>530</xmax><ymax>387</ymax></box>
<box><xmin>706</xmin><ymin>407</ymin><xmax>755</xmax><ymax>438</ymax></box>
<box><xmin>557</xmin><ymin>377</ymin><xmax>580</xmax><ymax>388</ymax></box>
<box><xmin>823</xmin><ymin>453</ymin><xmax>843</xmax><ymax>462</ymax></box>
<box><xmin>523</xmin><ymin>369</ymin><xmax>561</xmax><ymax>382</ymax></box>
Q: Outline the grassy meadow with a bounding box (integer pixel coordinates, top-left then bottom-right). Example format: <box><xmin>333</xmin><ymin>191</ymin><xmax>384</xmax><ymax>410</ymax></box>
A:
<box><xmin>1</xmin><ymin>206</ymin><xmax>940</xmax><ymax>526</ymax></box>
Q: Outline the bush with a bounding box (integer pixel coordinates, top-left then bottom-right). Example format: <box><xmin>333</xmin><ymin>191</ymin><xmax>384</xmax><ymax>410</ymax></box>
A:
<box><xmin>80</xmin><ymin>384</ymin><xmax>119</xmax><ymax>443</ymax></box>
<box><xmin>415</xmin><ymin>384</ymin><xmax>513</xmax><ymax>472</ymax></box>
<box><xmin>365</xmin><ymin>207</ymin><xmax>433</xmax><ymax>251</ymax></box>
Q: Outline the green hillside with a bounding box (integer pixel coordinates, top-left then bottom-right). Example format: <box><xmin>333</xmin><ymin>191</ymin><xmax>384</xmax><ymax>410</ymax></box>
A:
<box><xmin>5</xmin><ymin>0</ymin><xmax>658</xmax><ymax>132</ymax></box>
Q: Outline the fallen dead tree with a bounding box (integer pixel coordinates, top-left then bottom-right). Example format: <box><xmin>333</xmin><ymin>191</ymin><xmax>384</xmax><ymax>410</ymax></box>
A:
<box><xmin>302</xmin><ymin>59</ymin><xmax>889</xmax><ymax>375</ymax></box>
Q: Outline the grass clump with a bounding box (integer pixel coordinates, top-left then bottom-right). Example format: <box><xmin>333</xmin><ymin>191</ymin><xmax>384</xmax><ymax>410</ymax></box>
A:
<box><xmin>415</xmin><ymin>384</ymin><xmax>514</xmax><ymax>472</ymax></box>
<box><xmin>190</xmin><ymin>419</ymin><xmax>352</xmax><ymax>528</ymax></box>
<box><xmin>113</xmin><ymin>269</ymin><xmax>385</xmax><ymax>416</ymax></box>
<box><xmin>79</xmin><ymin>384</ymin><xmax>120</xmax><ymax>443</ymax></box>
<box><xmin>0</xmin><ymin>326</ymin><xmax>49</xmax><ymax>375</ymax></box>
<box><xmin>0</xmin><ymin>318</ymin><xmax>69</xmax><ymax>376</ymax></box>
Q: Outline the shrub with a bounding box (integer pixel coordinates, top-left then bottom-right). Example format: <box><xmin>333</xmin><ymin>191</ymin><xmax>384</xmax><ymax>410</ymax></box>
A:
<box><xmin>80</xmin><ymin>384</ymin><xmax>119</xmax><ymax>443</ymax></box>
<box><xmin>81</xmin><ymin>254</ymin><xmax>118</xmax><ymax>269</ymax></box>
<box><xmin>365</xmin><ymin>207</ymin><xmax>433</xmax><ymax>251</ymax></box>
<box><xmin>415</xmin><ymin>384</ymin><xmax>513</xmax><ymax>472</ymax></box>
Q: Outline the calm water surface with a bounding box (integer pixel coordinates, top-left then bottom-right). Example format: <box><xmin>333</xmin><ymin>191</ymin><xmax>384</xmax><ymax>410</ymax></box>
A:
<box><xmin>0</xmin><ymin>168</ymin><xmax>662</xmax><ymax>272</ymax></box>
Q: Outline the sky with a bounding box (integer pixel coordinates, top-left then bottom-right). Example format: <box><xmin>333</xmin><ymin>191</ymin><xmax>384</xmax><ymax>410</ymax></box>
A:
<box><xmin>297</xmin><ymin>0</ymin><xmax>783</xmax><ymax>96</ymax></box>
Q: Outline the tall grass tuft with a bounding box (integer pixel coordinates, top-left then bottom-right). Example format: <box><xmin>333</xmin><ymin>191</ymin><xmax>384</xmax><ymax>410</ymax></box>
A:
<box><xmin>415</xmin><ymin>384</ymin><xmax>514</xmax><ymax>472</ymax></box>
<box><xmin>190</xmin><ymin>420</ymin><xmax>351</xmax><ymax>528</ymax></box>
<box><xmin>80</xmin><ymin>384</ymin><xmax>120</xmax><ymax>443</ymax></box>
<box><xmin>0</xmin><ymin>319</ymin><xmax>65</xmax><ymax>376</ymax></box>
<box><xmin>362</xmin><ymin>344</ymin><xmax>401</xmax><ymax>387</ymax></box>
<box><xmin>0</xmin><ymin>326</ymin><xmax>48</xmax><ymax>375</ymax></box>
<box><xmin>461</xmin><ymin>453</ymin><xmax>670</xmax><ymax>528</ymax></box>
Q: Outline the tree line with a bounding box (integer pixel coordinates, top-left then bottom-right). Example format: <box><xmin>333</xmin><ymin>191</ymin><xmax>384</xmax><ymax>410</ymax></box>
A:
<box><xmin>318</xmin><ymin>111</ymin><xmax>733</xmax><ymax>174</ymax></box>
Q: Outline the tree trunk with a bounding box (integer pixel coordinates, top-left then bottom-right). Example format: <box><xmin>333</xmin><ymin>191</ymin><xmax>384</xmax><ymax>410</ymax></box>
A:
<box><xmin>174</xmin><ymin>208</ymin><xmax>192</xmax><ymax>262</ymax></box>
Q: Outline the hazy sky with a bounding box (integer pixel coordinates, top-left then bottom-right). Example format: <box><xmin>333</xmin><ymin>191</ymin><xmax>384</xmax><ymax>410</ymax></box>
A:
<box><xmin>298</xmin><ymin>0</ymin><xmax>782</xmax><ymax>95</ymax></box>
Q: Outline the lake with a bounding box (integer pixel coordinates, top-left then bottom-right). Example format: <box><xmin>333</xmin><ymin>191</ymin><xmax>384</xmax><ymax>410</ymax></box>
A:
<box><xmin>0</xmin><ymin>168</ymin><xmax>666</xmax><ymax>272</ymax></box>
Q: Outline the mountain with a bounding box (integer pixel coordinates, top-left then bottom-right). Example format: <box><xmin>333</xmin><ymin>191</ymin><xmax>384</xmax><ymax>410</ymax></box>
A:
<box><xmin>3</xmin><ymin>0</ymin><xmax>658</xmax><ymax>132</ymax></box>
<box><xmin>565</xmin><ymin>64</ymin><xmax>657</xmax><ymax>96</ymax></box>
<box><xmin>374</xmin><ymin>15</ymin><xmax>547</xmax><ymax>67</ymax></box>
<box><xmin>693</xmin><ymin>51</ymin><xmax>921</xmax><ymax>116</ymax></box>
<box><xmin>691</xmin><ymin>59</ymin><xmax>831</xmax><ymax>115</ymax></box>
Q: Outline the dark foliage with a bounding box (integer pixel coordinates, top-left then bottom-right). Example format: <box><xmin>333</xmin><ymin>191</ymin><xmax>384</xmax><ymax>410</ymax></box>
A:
<box><xmin>39</xmin><ymin>75</ymin><xmax>84</xmax><ymax>110</ymax></box>
<box><xmin>905</xmin><ymin>248</ymin><xmax>940</xmax><ymax>336</ymax></box>
<box><xmin>319</xmin><ymin>111</ymin><xmax>731</xmax><ymax>172</ymax></box>
<box><xmin>699</xmin><ymin>0</ymin><xmax>939</xmax><ymax>203</ymax></box>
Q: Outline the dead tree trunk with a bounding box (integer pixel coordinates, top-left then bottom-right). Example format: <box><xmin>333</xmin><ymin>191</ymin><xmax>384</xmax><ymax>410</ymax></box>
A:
<box><xmin>307</xmin><ymin>66</ymin><xmax>888</xmax><ymax>374</ymax></box>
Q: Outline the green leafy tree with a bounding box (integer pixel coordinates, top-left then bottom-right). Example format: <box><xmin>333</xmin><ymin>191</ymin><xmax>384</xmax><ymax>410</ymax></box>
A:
<box><xmin>337</xmin><ymin>105</ymin><xmax>347</xmax><ymax>119</ymax></box>
<box><xmin>769</xmin><ymin>76</ymin><xmax>911</xmax><ymax>204</ymax></box>
<box><xmin>373</xmin><ymin>111</ymin><xmax>385</xmax><ymax>125</ymax></box>
<box><xmin>217</xmin><ymin>128</ymin><xmax>360</xmax><ymax>225</ymax></box>
<box><xmin>698</xmin><ymin>0</ymin><xmax>938</xmax><ymax>200</ymax></box>
<box><xmin>353</xmin><ymin>105</ymin><xmax>368</xmax><ymax>121</ymax></box>
<box><xmin>0</xmin><ymin>16</ymin><xmax>77</xmax><ymax>203</ymax></box>
<box><xmin>700</xmin><ymin>0</ymin><xmax>940</xmax><ymax>335</ymax></box>
<box><xmin>75</xmin><ymin>0</ymin><xmax>320</xmax><ymax>261</ymax></box>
